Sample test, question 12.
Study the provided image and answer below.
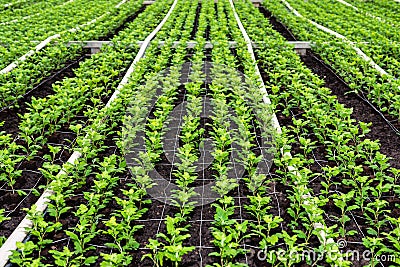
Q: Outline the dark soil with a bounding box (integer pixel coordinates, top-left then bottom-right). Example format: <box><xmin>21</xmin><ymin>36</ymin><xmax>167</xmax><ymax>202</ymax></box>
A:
<box><xmin>190</xmin><ymin>4</ymin><xmax>202</xmax><ymax>40</ymax></box>
<box><xmin>0</xmin><ymin>127</ymin><xmax>75</xmax><ymax>240</ymax></box>
<box><xmin>258</xmin><ymin>6</ymin><xmax>400</xmax><ymax>267</ymax></box>
<box><xmin>300</xmin><ymin>51</ymin><xmax>400</xmax><ymax>169</ymax></box>
<box><xmin>0</xmin><ymin>4</ymin><xmax>148</xmax><ymax>241</ymax></box>
<box><xmin>98</xmin><ymin>5</ymin><xmax>147</xmax><ymax>41</ymax></box>
<box><xmin>0</xmin><ymin>56</ymin><xmax>85</xmax><ymax>138</ymax></box>
<box><xmin>258</xmin><ymin>7</ymin><xmax>297</xmax><ymax>41</ymax></box>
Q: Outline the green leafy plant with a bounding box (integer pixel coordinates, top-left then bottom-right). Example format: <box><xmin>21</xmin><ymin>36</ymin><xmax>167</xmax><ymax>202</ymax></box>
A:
<box><xmin>143</xmin><ymin>216</ymin><xmax>195</xmax><ymax>267</ymax></box>
<box><xmin>331</xmin><ymin>191</ymin><xmax>358</xmax><ymax>237</ymax></box>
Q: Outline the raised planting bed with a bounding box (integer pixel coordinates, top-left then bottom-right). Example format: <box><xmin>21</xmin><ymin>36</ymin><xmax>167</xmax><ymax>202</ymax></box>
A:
<box><xmin>1</xmin><ymin>0</ymin><xmax>400</xmax><ymax>266</ymax></box>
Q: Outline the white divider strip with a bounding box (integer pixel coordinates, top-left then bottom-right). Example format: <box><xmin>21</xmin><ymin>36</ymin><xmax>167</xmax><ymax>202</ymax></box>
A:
<box><xmin>68</xmin><ymin>12</ymin><xmax>109</xmax><ymax>33</ymax></box>
<box><xmin>335</xmin><ymin>0</ymin><xmax>357</xmax><ymax>9</ymax></box>
<box><xmin>228</xmin><ymin>0</ymin><xmax>342</xmax><ymax>261</ymax></box>
<box><xmin>0</xmin><ymin>34</ymin><xmax>60</xmax><ymax>74</ymax></box>
<box><xmin>0</xmin><ymin>0</ymin><xmax>75</xmax><ymax>26</ymax></box>
<box><xmin>0</xmin><ymin>0</ymin><xmax>177</xmax><ymax>265</ymax></box>
<box><xmin>334</xmin><ymin>0</ymin><xmax>385</xmax><ymax>22</ymax></box>
<box><xmin>0</xmin><ymin>0</ymin><xmax>128</xmax><ymax>75</ymax></box>
<box><xmin>0</xmin><ymin>17</ymin><xmax>20</xmax><ymax>25</ymax></box>
<box><xmin>116</xmin><ymin>0</ymin><xmax>128</xmax><ymax>8</ymax></box>
<box><xmin>281</xmin><ymin>0</ymin><xmax>388</xmax><ymax>76</ymax></box>
<box><xmin>0</xmin><ymin>151</ymin><xmax>80</xmax><ymax>267</ymax></box>
<box><xmin>106</xmin><ymin>0</ymin><xmax>179</xmax><ymax>106</ymax></box>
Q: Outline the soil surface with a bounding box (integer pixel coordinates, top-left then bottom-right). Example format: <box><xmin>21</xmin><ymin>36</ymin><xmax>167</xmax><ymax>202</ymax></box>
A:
<box><xmin>258</xmin><ymin>6</ymin><xmax>400</xmax><ymax>267</ymax></box>
<box><xmin>0</xmin><ymin>5</ymin><xmax>145</xmax><ymax>241</ymax></box>
<box><xmin>0</xmin><ymin>56</ymin><xmax>85</xmax><ymax>239</ymax></box>
<box><xmin>300</xmin><ymin>51</ymin><xmax>400</xmax><ymax>169</ymax></box>
<box><xmin>99</xmin><ymin>5</ymin><xmax>147</xmax><ymax>41</ymax></box>
<box><xmin>3</xmin><ymin>5</ymin><xmax>400</xmax><ymax>267</ymax></box>
<box><xmin>258</xmin><ymin>6</ymin><xmax>400</xmax><ymax>169</ymax></box>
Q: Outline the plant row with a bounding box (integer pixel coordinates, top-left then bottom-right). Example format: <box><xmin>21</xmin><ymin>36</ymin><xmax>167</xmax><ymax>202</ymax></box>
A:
<box><xmin>0</xmin><ymin>0</ymin><xmax>65</xmax><ymax>20</ymax></box>
<box><xmin>0</xmin><ymin>0</ymin><xmax>124</xmax><ymax>69</ymax></box>
<box><xmin>0</xmin><ymin>0</ymin><xmax>145</xmax><ymax>110</ymax></box>
<box><xmin>237</xmin><ymin>0</ymin><xmax>400</xmax><ymax>265</ymax></box>
<box><xmin>262</xmin><ymin>0</ymin><xmax>400</xmax><ymax>122</ymax></box>
<box><xmin>0</xmin><ymin>0</ymin><xmax>174</xmax><ymax>245</ymax></box>
<box><xmin>5</xmin><ymin>0</ymin><xmax>200</xmax><ymax>265</ymax></box>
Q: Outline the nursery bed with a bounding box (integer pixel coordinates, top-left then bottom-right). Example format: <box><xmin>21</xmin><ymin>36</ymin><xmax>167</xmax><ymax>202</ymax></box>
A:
<box><xmin>1</xmin><ymin>1</ymin><xmax>400</xmax><ymax>267</ymax></box>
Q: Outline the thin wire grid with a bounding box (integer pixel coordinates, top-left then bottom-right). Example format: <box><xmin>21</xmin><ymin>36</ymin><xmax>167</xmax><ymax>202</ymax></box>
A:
<box><xmin>26</xmin><ymin>55</ymin><xmax>283</xmax><ymax>266</ymax></box>
<box><xmin>127</xmin><ymin>59</ymin><xmax>285</xmax><ymax>266</ymax></box>
<box><xmin>154</xmin><ymin>61</ymin><xmax>190</xmax><ymax>240</ymax></box>
<box><xmin>288</xmin><ymin>108</ymin><xmax>393</xmax><ymax>267</ymax></box>
<box><xmin>4</xmin><ymin>54</ymin><xmax>377</xmax><ymax>267</ymax></box>
<box><xmin>198</xmin><ymin>60</ymin><xmax>207</xmax><ymax>266</ymax></box>
<box><xmin>1</xmin><ymin>127</ymin><xmax>80</xmax><ymax>218</ymax></box>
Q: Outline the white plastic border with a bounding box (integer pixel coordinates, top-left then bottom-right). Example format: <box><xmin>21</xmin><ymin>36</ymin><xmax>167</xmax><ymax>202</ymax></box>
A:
<box><xmin>0</xmin><ymin>34</ymin><xmax>60</xmax><ymax>74</ymax></box>
<box><xmin>0</xmin><ymin>0</ymin><xmax>178</xmax><ymax>265</ymax></box>
<box><xmin>0</xmin><ymin>0</ymin><xmax>127</xmax><ymax>75</ymax></box>
<box><xmin>335</xmin><ymin>0</ymin><xmax>386</xmax><ymax>22</ymax></box>
<box><xmin>107</xmin><ymin>0</ymin><xmax>179</xmax><ymax>106</ymax></box>
<box><xmin>228</xmin><ymin>0</ymin><xmax>343</xmax><ymax>262</ymax></box>
<box><xmin>280</xmin><ymin>0</ymin><xmax>388</xmax><ymax>76</ymax></box>
<box><xmin>0</xmin><ymin>0</ymin><xmax>75</xmax><ymax>26</ymax></box>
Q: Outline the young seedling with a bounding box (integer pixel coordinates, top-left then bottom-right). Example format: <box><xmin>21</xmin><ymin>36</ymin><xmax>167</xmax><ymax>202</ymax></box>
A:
<box><xmin>331</xmin><ymin>191</ymin><xmax>358</xmax><ymax>237</ymax></box>
<box><xmin>143</xmin><ymin>216</ymin><xmax>195</xmax><ymax>267</ymax></box>
<box><xmin>321</xmin><ymin>166</ymin><xmax>340</xmax><ymax>197</ymax></box>
<box><xmin>364</xmin><ymin>199</ymin><xmax>389</xmax><ymax>237</ymax></box>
